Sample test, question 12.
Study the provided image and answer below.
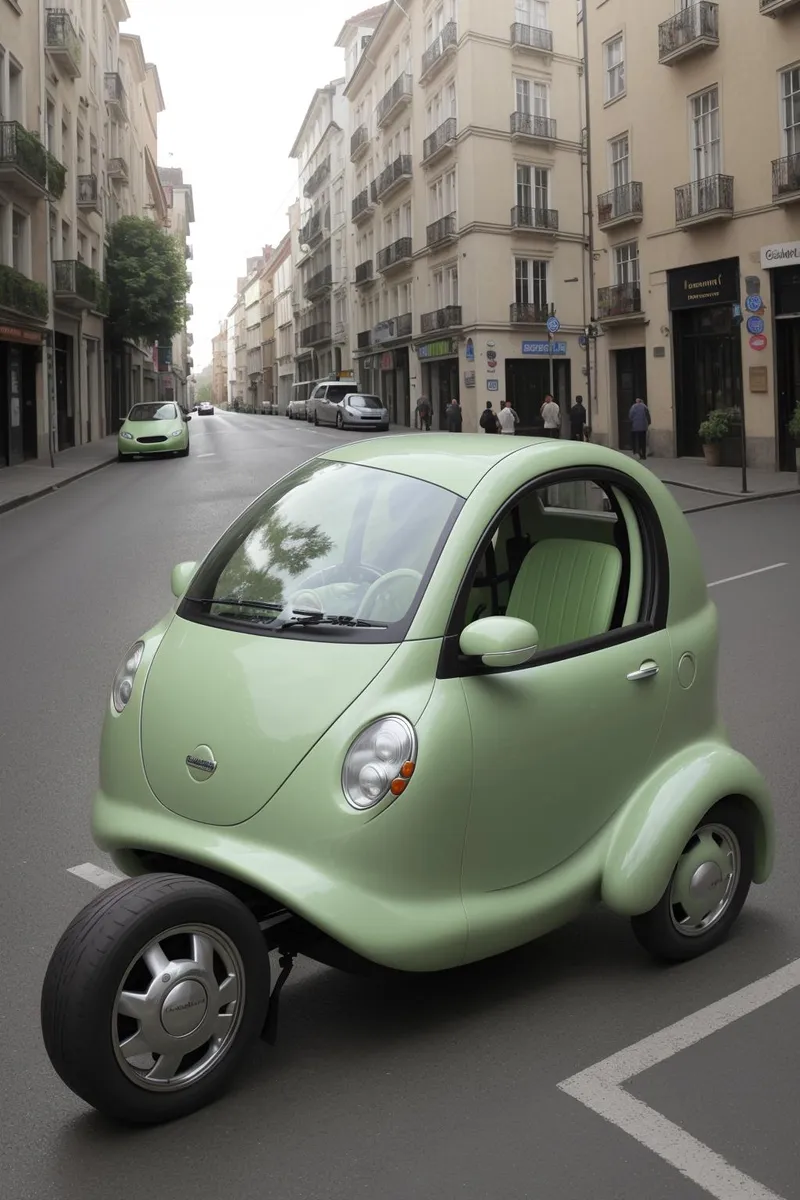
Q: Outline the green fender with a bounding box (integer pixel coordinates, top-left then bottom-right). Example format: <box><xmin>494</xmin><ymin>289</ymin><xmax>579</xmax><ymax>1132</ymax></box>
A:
<box><xmin>601</xmin><ymin>741</ymin><xmax>775</xmax><ymax>917</ymax></box>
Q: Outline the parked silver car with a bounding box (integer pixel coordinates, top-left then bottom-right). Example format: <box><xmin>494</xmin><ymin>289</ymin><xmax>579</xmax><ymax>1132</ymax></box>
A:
<box><xmin>330</xmin><ymin>392</ymin><xmax>389</xmax><ymax>431</ymax></box>
<box><xmin>307</xmin><ymin>381</ymin><xmax>359</xmax><ymax>424</ymax></box>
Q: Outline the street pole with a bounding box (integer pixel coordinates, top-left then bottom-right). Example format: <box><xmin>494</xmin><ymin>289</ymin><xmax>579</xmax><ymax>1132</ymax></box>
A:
<box><xmin>580</xmin><ymin>1</ymin><xmax>597</xmax><ymax>433</ymax></box>
<box><xmin>38</xmin><ymin>0</ymin><xmax>57</xmax><ymax>467</ymax></box>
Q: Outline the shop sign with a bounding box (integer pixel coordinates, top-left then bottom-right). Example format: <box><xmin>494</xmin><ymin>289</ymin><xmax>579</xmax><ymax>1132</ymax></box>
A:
<box><xmin>373</xmin><ymin>320</ymin><xmax>396</xmax><ymax>344</ymax></box>
<box><xmin>667</xmin><ymin>258</ymin><xmax>739</xmax><ymax>310</ymax></box>
<box><xmin>465</xmin><ymin>338</ymin><xmax>475</xmax><ymax>362</ymax></box>
<box><xmin>522</xmin><ymin>340</ymin><xmax>567</xmax><ymax>355</ymax></box>
<box><xmin>0</xmin><ymin>324</ymin><xmax>43</xmax><ymax>345</ymax></box>
<box><xmin>749</xmin><ymin>334</ymin><xmax>768</xmax><ymax>352</ymax></box>
<box><xmin>487</xmin><ymin>379</ymin><xmax>499</xmax><ymax>391</ymax></box>
<box><xmin>761</xmin><ymin>241</ymin><xmax>800</xmax><ymax>269</ymax></box>
<box><xmin>416</xmin><ymin>338</ymin><xmax>457</xmax><ymax>359</ymax></box>
<box><xmin>464</xmin><ymin>370</ymin><xmax>476</xmax><ymax>388</ymax></box>
<box><xmin>380</xmin><ymin>351</ymin><xmax>394</xmax><ymax>371</ymax></box>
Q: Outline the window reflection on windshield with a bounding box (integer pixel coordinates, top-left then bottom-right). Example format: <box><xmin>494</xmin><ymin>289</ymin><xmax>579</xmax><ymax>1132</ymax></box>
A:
<box><xmin>128</xmin><ymin>403</ymin><xmax>178</xmax><ymax>422</ymax></box>
<box><xmin>348</xmin><ymin>395</ymin><xmax>383</xmax><ymax>409</ymax></box>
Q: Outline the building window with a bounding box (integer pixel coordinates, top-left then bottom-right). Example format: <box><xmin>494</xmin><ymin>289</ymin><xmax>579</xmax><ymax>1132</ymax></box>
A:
<box><xmin>429</xmin><ymin>169</ymin><xmax>457</xmax><ymax>221</ymax></box>
<box><xmin>8</xmin><ymin>57</ymin><xmax>22</xmax><ymax>122</ymax></box>
<box><xmin>515</xmin><ymin>258</ymin><xmax>548</xmax><ymax>310</ymax></box>
<box><xmin>610</xmin><ymin>134</ymin><xmax>629</xmax><ymax>189</ymax></box>
<box><xmin>515</xmin><ymin>78</ymin><xmax>549</xmax><ymax>117</ymax></box>
<box><xmin>605</xmin><ymin>35</ymin><xmax>625</xmax><ymax>102</ymax></box>
<box><xmin>516</xmin><ymin>163</ymin><xmax>550</xmax><ymax>211</ymax></box>
<box><xmin>12</xmin><ymin>210</ymin><xmax>26</xmax><ymax>273</ymax></box>
<box><xmin>433</xmin><ymin>265</ymin><xmax>458</xmax><ymax>308</ymax></box>
<box><xmin>781</xmin><ymin>67</ymin><xmax>800</xmax><ymax>157</ymax></box>
<box><xmin>614</xmin><ymin>240</ymin><xmax>640</xmax><ymax>287</ymax></box>
<box><xmin>691</xmin><ymin>87</ymin><xmax>720</xmax><ymax>180</ymax></box>
<box><xmin>516</xmin><ymin>0</ymin><xmax>549</xmax><ymax>27</ymax></box>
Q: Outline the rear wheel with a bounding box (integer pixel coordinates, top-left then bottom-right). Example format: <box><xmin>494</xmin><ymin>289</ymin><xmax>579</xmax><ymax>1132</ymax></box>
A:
<box><xmin>41</xmin><ymin>874</ymin><xmax>271</xmax><ymax>1124</ymax></box>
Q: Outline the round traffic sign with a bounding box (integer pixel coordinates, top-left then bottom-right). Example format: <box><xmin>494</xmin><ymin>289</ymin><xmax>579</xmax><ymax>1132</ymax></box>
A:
<box><xmin>745</xmin><ymin>295</ymin><xmax>763</xmax><ymax>313</ymax></box>
<box><xmin>746</xmin><ymin>315</ymin><xmax>765</xmax><ymax>336</ymax></box>
<box><xmin>578</xmin><ymin>334</ymin><xmax>588</xmax><ymax>349</ymax></box>
<box><xmin>546</xmin><ymin>316</ymin><xmax>561</xmax><ymax>334</ymax></box>
<box><xmin>749</xmin><ymin>333</ymin><xmax>768</xmax><ymax>351</ymax></box>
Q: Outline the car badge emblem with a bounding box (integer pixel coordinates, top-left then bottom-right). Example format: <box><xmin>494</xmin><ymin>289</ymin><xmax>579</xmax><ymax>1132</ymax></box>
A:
<box><xmin>186</xmin><ymin>746</ymin><xmax>217</xmax><ymax>782</ymax></box>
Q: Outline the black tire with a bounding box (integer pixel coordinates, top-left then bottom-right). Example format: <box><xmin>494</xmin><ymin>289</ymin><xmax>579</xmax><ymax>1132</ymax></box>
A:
<box><xmin>313</xmin><ymin>410</ymin><xmax>319</xmax><ymax>426</ymax></box>
<box><xmin>180</xmin><ymin>443</ymin><xmax>190</xmax><ymax>457</ymax></box>
<box><xmin>336</xmin><ymin>412</ymin><xmax>343</xmax><ymax>430</ymax></box>
<box><xmin>117</xmin><ymin>451</ymin><xmax>125</xmax><ymax>462</ymax></box>
<box><xmin>41</xmin><ymin>873</ymin><xmax>271</xmax><ymax>1125</ymax></box>
<box><xmin>631</xmin><ymin>799</ymin><xmax>755</xmax><ymax>963</ymax></box>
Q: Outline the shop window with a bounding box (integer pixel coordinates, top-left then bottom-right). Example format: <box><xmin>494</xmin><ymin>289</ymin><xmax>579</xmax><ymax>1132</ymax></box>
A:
<box><xmin>605</xmin><ymin>35</ymin><xmax>625</xmax><ymax>102</ymax></box>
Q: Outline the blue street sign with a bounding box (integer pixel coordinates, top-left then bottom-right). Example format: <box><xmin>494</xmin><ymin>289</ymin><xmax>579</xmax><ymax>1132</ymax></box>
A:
<box><xmin>546</xmin><ymin>316</ymin><xmax>561</xmax><ymax>334</ymax></box>
<box><xmin>579</xmin><ymin>334</ymin><xmax>588</xmax><ymax>349</ymax></box>
<box><xmin>522</xmin><ymin>340</ymin><xmax>567</xmax><ymax>356</ymax></box>
<box><xmin>487</xmin><ymin>379</ymin><xmax>499</xmax><ymax>391</ymax></box>
<box><xmin>746</xmin><ymin>315</ymin><xmax>765</xmax><ymax>336</ymax></box>
<box><xmin>745</xmin><ymin>295</ymin><xmax>763</xmax><ymax>313</ymax></box>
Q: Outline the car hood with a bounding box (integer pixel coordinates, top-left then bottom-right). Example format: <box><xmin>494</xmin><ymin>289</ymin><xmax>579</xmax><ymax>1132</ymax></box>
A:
<box><xmin>122</xmin><ymin>419</ymin><xmax>180</xmax><ymax>438</ymax></box>
<box><xmin>140</xmin><ymin>616</ymin><xmax>399</xmax><ymax>826</ymax></box>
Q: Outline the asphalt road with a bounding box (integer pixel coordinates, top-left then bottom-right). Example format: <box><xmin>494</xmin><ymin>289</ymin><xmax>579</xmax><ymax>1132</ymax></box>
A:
<box><xmin>1</xmin><ymin>411</ymin><xmax>797</xmax><ymax>1200</ymax></box>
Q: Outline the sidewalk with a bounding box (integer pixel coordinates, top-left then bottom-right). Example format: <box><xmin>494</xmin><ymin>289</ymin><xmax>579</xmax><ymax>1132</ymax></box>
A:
<box><xmin>641</xmin><ymin>454</ymin><xmax>799</xmax><ymax>512</ymax></box>
<box><xmin>0</xmin><ymin>436</ymin><xmax>118</xmax><ymax>516</ymax></box>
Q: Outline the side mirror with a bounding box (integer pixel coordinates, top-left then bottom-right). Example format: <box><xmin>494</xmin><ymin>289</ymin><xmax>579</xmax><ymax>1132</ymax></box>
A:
<box><xmin>185</xmin><ymin>413</ymin><xmax>193</xmax><ymax>421</ymax></box>
<box><xmin>170</xmin><ymin>561</ymin><xmax>198</xmax><ymax>599</ymax></box>
<box><xmin>459</xmin><ymin>616</ymin><xmax>539</xmax><ymax>670</ymax></box>
<box><xmin>118</xmin><ymin>416</ymin><xmax>126</xmax><ymax>424</ymax></box>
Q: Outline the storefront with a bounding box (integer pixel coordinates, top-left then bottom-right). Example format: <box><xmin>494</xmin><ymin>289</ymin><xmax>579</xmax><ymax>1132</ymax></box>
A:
<box><xmin>505</xmin><ymin>338</ymin><xmax>572</xmax><ymax>435</ymax></box>
<box><xmin>417</xmin><ymin>336</ymin><xmax>460</xmax><ymax>428</ymax></box>
<box><xmin>763</xmin><ymin>242</ymin><xmax>800</xmax><ymax>473</ymax></box>
<box><xmin>668</xmin><ymin>257</ymin><xmax>743</xmax><ymax>458</ymax></box>
<box><xmin>379</xmin><ymin>346</ymin><xmax>410</xmax><ymax>427</ymax></box>
<box><xmin>0</xmin><ymin>322</ymin><xmax>41</xmax><ymax>467</ymax></box>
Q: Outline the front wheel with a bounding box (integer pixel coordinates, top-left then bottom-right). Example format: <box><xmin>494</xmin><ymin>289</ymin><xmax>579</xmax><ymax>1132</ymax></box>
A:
<box><xmin>631</xmin><ymin>800</ymin><xmax>754</xmax><ymax>963</ymax></box>
<box><xmin>336</xmin><ymin>412</ymin><xmax>343</xmax><ymax>430</ymax></box>
<box><xmin>41</xmin><ymin>874</ymin><xmax>271</xmax><ymax>1124</ymax></box>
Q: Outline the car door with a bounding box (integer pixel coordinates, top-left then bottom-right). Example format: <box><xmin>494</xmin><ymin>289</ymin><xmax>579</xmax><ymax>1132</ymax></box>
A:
<box><xmin>455</xmin><ymin>472</ymin><xmax>672</xmax><ymax>896</ymax></box>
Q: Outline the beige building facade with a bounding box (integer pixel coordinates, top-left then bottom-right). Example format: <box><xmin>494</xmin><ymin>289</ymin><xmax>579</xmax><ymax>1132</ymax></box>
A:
<box><xmin>211</xmin><ymin>323</ymin><xmax>227</xmax><ymax>408</ymax></box>
<box><xmin>157</xmin><ymin>166</ymin><xmax>195</xmax><ymax>411</ymax></box>
<box><xmin>587</xmin><ymin>0</ymin><xmax>800</xmax><ymax>471</ymax></box>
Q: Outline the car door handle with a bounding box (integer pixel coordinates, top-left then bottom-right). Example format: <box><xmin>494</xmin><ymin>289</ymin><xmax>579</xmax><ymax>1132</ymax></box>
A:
<box><xmin>627</xmin><ymin>661</ymin><xmax>659</xmax><ymax>682</ymax></box>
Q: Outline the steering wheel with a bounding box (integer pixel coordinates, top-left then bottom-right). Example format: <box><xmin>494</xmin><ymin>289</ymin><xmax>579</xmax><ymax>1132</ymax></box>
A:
<box><xmin>356</xmin><ymin>569</ymin><xmax>423</xmax><ymax>623</ymax></box>
<box><xmin>300</xmin><ymin>563</ymin><xmax>382</xmax><ymax>590</ymax></box>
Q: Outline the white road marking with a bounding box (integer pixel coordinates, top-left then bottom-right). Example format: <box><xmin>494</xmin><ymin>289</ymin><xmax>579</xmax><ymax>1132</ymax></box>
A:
<box><xmin>197</xmin><ymin>452</ymin><xmax>215</xmax><ymax>458</ymax></box>
<box><xmin>559</xmin><ymin>958</ymin><xmax>800</xmax><ymax>1199</ymax></box>
<box><xmin>67</xmin><ymin>862</ymin><xmax>125</xmax><ymax>889</ymax></box>
<box><xmin>708</xmin><ymin>563</ymin><xmax>787</xmax><ymax>589</ymax></box>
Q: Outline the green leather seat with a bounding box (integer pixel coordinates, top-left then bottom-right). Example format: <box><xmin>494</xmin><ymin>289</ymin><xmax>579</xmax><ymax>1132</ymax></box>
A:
<box><xmin>506</xmin><ymin>538</ymin><xmax>623</xmax><ymax>651</ymax></box>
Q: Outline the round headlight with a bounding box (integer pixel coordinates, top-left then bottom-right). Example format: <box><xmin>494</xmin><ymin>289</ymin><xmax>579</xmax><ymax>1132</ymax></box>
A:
<box><xmin>120</xmin><ymin>431</ymin><xmax>133</xmax><ymax>440</ymax></box>
<box><xmin>169</xmin><ymin>429</ymin><xmax>182</xmax><ymax>438</ymax></box>
<box><xmin>111</xmin><ymin>641</ymin><xmax>144</xmax><ymax>713</ymax></box>
<box><xmin>342</xmin><ymin>716</ymin><xmax>417</xmax><ymax>810</ymax></box>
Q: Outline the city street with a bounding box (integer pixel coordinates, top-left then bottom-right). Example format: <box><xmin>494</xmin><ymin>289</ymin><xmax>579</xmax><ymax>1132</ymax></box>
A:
<box><xmin>1</xmin><ymin>410</ymin><xmax>798</xmax><ymax>1200</ymax></box>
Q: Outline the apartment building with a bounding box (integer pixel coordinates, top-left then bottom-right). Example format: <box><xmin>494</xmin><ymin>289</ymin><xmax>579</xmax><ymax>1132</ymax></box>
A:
<box><xmin>211</xmin><ymin>322</ymin><xmax>227</xmax><ymax>408</ymax></box>
<box><xmin>274</xmin><ymin>202</ymin><xmax>300</xmax><ymax>411</ymax></box>
<box><xmin>158</xmin><ymin>165</ymin><xmax>196</xmax><ymax>411</ymax></box>
<box><xmin>259</xmin><ymin>240</ymin><xmax>288</xmax><ymax>413</ymax></box>
<box><xmin>290</xmin><ymin>80</ymin><xmax>352</xmax><ymax>384</ymax></box>
<box><xmin>226</xmin><ymin>301</ymin><xmax>238</xmax><ymax>408</ymax></box>
<box><xmin>587</xmin><ymin>0</ymin><xmax>800</xmax><ymax>471</ymax></box>
<box><xmin>340</xmin><ymin>0</ymin><xmax>587</xmax><ymax>431</ymax></box>
<box><xmin>245</xmin><ymin>268</ymin><xmax>263</xmax><ymax>410</ymax></box>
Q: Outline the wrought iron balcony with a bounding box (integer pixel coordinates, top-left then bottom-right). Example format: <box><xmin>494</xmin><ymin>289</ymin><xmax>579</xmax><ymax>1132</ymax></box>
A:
<box><xmin>421</xmin><ymin>20</ymin><xmax>458</xmax><ymax>82</ymax></box>
<box><xmin>300</xmin><ymin>210</ymin><xmax>325</xmax><ymax>245</ymax></box>
<box><xmin>53</xmin><ymin>260</ymin><xmax>103</xmax><ymax>310</ymax></box>
<box><xmin>427</xmin><ymin>213</ymin><xmax>458</xmax><ymax>248</ymax></box>
<box><xmin>77</xmin><ymin>173</ymin><xmax>102</xmax><ymax>214</ymax></box>
<box><xmin>357</xmin><ymin>329</ymin><xmax>372</xmax><ymax>349</ymax></box>
<box><xmin>597</xmin><ymin>182</ymin><xmax>644</xmax><ymax>229</ymax></box>
<box><xmin>0</xmin><ymin>121</ymin><xmax>49</xmax><ymax>197</ymax></box>
<box><xmin>675</xmin><ymin>174</ymin><xmax>733</xmax><ymax>226</ymax></box>
<box><xmin>772</xmin><ymin>153</ymin><xmax>800</xmax><ymax>202</ymax></box>
<box><xmin>186</xmin><ymin>273</ymin><xmax>193</xmax><ymax>290</ymax></box>
<box><xmin>377</xmin><ymin>237</ymin><xmax>413</xmax><ymax>273</ymax></box>
<box><xmin>352</xmin><ymin>184</ymin><xmax>377</xmax><ymax>223</ymax></box>
<box><xmin>510</xmin><ymin>22</ymin><xmax>554</xmax><ymax>54</ymax></box>
<box><xmin>658</xmin><ymin>2</ymin><xmax>719</xmax><ymax>65</ymax></box>
<box><xmin>511</xmin><ymin>205</ymin><xmax>559</xmax><ymax>233</ymax></box>
<box><xmin>0</xmin><ymin>263</ymin><xmax>48</xmax><ymax>321</ymax></box>
<box><xmin>510</xmin><ymin>111</ymin><xmax>557</xmax><ymax>142</ymax></box>
<box><xmin>185</xmin><ymin>244</ymin><xmax>193</xmax><ymax>260</ymax></box>
<box><xmin>350</xmin><ymin>124</ymin><xmax>370</xmax><ymax>161</ymax></box>
<box><xmin>186</xmin><ymin>304</ymin><xmax>194</xmax><ymax>318</ymax></box>
<box><xmin>105</xmin><ymin>72</ymin><xmax>127</xmax><ymax>121</ymax></box>
<box><xmin>376</xmin><ymin>154</ymin><xmax>412</xmax><ymax>202</ymax></box>
<box><xmin>304</xmin><ymin>156</ymin><xmax>330</xmax><ymax>198</ymax></box>
<box><xmin>510</xmin><ymin>303</ymin><xmax>549</xmax><ymax>325</ymax></box>
<box><xmin>355</xmin><ymin>260</ymin><xmax>374</xmax><ymax>286</ymax></box>
<box><xmin>597</xmin><ymin>282</ymin><xmax>643</xmax><ymax>322</ymax></box>
<box><xmin>376</xmin><ymin>74</ymin><xmax>413</xmax><ymax>128</ymax></box>
<box><xmin>107</xmin><ymin>156</ymin><xmax>129</xmax><ymax>182</ymax></box>
<box><xmin>45</xmin><ymin>9</ymin><xmax>82</xmax><ymax>78</ymax></box>
<box><xmin>423</xmin><ymin>117</ymin><xmax>457</xmax><ymax>165</ymax></box>
<box><xmin>306</xmin><ymin>264</ymin><xmax>333</xmax><ymax>298</ymax></box>
<box><xmin>760</xmin><ymin>0</ymin><xmax>800</xmax><ymax>13</ymax></box>
<box><xmin>300</xmin><ymin>322</ymin><xmax>332</xmax><ymax>348</ymax></box>
<box><xmin>421</xmin><ymin>305</ymin><xmax>461</xmax><ymax>333</ymax></box>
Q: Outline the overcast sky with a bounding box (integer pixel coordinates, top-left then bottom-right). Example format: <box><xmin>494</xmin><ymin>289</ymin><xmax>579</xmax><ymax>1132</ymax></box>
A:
<box><xmin>125</xmin><ymin>0</ymin><xmax>366</xmax><ymax>370</ymax></box>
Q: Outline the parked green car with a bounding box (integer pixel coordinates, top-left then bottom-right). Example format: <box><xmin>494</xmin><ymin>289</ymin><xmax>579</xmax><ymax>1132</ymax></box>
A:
<box><xmin>118</xmin><ymin>401</ymin><xmax>191</xmax><ymax>460</ymax></box>
<box><xmin>41</xmin><ymin>435</ymin><xmax>774</xmax><ymax>1125</ymax></box>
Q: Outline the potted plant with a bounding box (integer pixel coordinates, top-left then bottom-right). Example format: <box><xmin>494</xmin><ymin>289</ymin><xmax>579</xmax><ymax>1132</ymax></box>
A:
<box><xmin>788</xmin><ymin>403</ymin><xmax>800</xmax><ymax>480</ymax></box>
<box><xmin>698</xmin><ymin>409</ymin><xmax>730</xmax><ymax>466</ymax></box>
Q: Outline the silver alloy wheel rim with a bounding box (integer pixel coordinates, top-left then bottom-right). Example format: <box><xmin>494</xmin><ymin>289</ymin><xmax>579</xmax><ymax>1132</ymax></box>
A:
<box><xmin>668</xmin><ymin>823</ymin><xmax>741</xmax><ymax>938</ymax></box>
<box><xmin>112</xmin><ymin>923</ymin><xmax>246</xmax><ymax>1092</ymax></box>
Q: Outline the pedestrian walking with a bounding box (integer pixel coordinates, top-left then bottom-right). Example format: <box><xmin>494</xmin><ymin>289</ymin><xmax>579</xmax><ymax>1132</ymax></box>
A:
<box><xmin>479</xmin><ymin>401</ymin><xmax>501</xmax><ymax>434</ymax></box>
<box><xmin>570</xmin><ymin>395</ymin><xmax>587</xmax><ymax>442</ymax></box>
<box><xmin>498</xmin><ymin>399</ymin><xmax>519</xmax><ymax>435</ymax></box>
<box><xmin>445</xmin><ymin>397</ymin><xmax>463</xmax><ymax>432</ymax></box>
<box><xmin>629</xmin><ymin>396</ymin><xmax>651</xmax><ymax>460</ymax></box>
<box><xmin>415</xmin><ymin>395</ymin><xmax>432</xmax><ymax>431</ymax></box>
<box><xmin>540</xmin><ymin>394</ymin><xmax>561</xmax><ymax>439</ymax></box>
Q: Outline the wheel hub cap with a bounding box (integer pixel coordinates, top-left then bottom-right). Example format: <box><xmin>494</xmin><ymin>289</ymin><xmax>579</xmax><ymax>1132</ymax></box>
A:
<box><xmin>669</xmin><ymin>823</ymin><xmax>741</xmax><ymax>938</ymax></box>
<box><xmin>160</xmin><ymin>979</ymin><xmax>208</xmax><ymax>1037</ymax></box>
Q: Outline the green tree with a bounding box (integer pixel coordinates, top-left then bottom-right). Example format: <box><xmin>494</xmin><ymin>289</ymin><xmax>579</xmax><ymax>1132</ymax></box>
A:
<box><xmin>196</xmin><ymin>381</ymin><xmax>213</xmax><ymax>404</ymax></box>
<box><xmin>105</xmin><ymin>216</ymin><xmax>188</xmax><ymax>345</ymax></box>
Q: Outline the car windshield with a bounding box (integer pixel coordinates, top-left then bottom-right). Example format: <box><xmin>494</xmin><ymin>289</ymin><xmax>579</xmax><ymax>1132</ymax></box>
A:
<box><xmin>347</xmin><ymin>395</ymin><xmax>383</xmax><ymax>409</ymax></box>
<box><xmin>128</xmin><ymin>403</ymin><xmax>178</xmax><ymax>422</ymax></box>
<box><xmin>183</xmin><ymin>460</ymin><xmax>462</xmax><ymax>641</ymax></box>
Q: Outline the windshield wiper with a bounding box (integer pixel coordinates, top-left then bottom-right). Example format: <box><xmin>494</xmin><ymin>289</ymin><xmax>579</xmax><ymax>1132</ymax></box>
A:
<box><xmin>186</xmin><ymin>596</ymin><xmax>283</xmax><ymax>612</ymax></box>
<box><xmin>186</xmin><ymin>596</ymin><xmax>386</xmax><ymax>630</ymax></box>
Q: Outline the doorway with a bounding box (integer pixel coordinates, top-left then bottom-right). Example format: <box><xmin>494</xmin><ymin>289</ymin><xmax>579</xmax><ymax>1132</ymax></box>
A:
<box><xmin>54</xmin><ymin>333</ymin><xmax>74</xmax><ymax>451</ymax></box>
<box><xmin>776</xmin><ymin>318</ymin><xmax>800</xmax><ymax>472</ymax></box>
<box><xmin>615</xmin><ymin>347</ymin><xmax>647</xmax><ymax>451</ymax></box>
<box><xmin>505</xmin><ymin>358</ymin><xmax>572</xmax><ymax>434</ymax></box>
<box><xmin>673</xmin><ymin>305</ymin><xmax>743</xmax><ymax>458</ymax></box>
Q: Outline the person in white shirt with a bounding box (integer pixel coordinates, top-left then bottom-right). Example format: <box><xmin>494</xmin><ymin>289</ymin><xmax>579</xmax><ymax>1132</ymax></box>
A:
<box><xmin>540</xmin><ymin>394</ymin><xmax>561</xmax><ymax>439</ymax></box>
<box><xmin>498</xmin><ymin>400</ymin><xmax>519</xmax><ymax>435</ymax></box>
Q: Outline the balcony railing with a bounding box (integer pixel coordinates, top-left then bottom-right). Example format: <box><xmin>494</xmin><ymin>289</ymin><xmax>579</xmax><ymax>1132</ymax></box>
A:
<box><xmin>357</xmin><ymin>329</ymin><xmax>372</xmax><ymax>349</ymax></box>
<box><xmin>510</xmin><ymin>22</ymin><xmax>554</xmax><ymax>53</ymax></box>
<box><xmin>597</xmin><ymin>282</ymin><xmax>643</xmax><ymax>321</ymax></box>
<box><xmin>421</xmin><ymin>305</ymin><xmax>462</xmax><ymax>333</ymax></box>
<box><xmin>104</xmin><ymin>72</ymin><xmax>127</xmax><ymax>120</ymax></box>
<box><xmin>186</xmin><ymin>303</ymin><xmax>194</xmax><ymax>318</ymax></box>
<box><xmin>423</xmin><ymin>117</ymin><xmax>457</xmax><ymax>164</ymax></box>
<box><xmin>376</xmin><ymin>73</ymin><xmax>413</xmax><ymax>128</ymax></box>
<box><xmin>107</xmin><ymin>156</ymin><xmax>129</xmax><ymax>182</ymax></box>
<box><xmin>53</xmin><ymin>260</ymin><xmax>103</xmax><ymax>309</ymax></box>
<box><xmin>511</xmin><ymin>205</ymin><xmax>559</xmax><ymax>233</ymax></box>
<box><xmin>675</xmin><ymin>173</ymin><xmax>734</xmax><ymax>225</ymax></box>
<box><xmin>300</xmin><ymin>211</ymin><xmax>323</xmax><ymax>245</ymax></box>
<box><xmin>0</xmin><ymin>263</ymin><xmax>48</xmax><ymax>321</ymax></box>
<box><xmin>510</xmin><ymin>111</ymin><xmax>557</xmax><ymax>141</ymax></box>
<box><xmin>658</xmin><ymin>2</ymin><xmax>719</xmax><ymax>65</ymax></box>
<box><xmin>355</xmin><ymin>260</ymin><xmax>374</xmax><ymax>285</ymax></box>
<box><xmin>45</xmin><ymin>9</ymin><xmax>82</xmax><ymax>78</ymax></box>
<box><xmin>421</xmin><ymin>20</ymin><xmax>458</xmax><ymax>81</ymax></box>
<box><xmin>306</xmin><ymin>264</ymin><xmax>333</xmax><ymax>298</ymax></box>
<box><xmin>597</xmin><ymin>182</ymin><xmax>644</xmax><ymax>228</ymax></box>
<box><xmin>185</xmin><ymin>244</ymin><xmax>193</xmax><ymax>260</ymax></box>
<box><xmin>760</xmin><ymin>0</ymin><xmax>800</xmax><ymax>13</ymax></box>
<box><xmin>377</xmin><ymin>237</ymin><xmax>413</xmax><ymax>273</ymax></box>
<box><xmin>510</xmin><ymin>303</ymin><xmax>549</xmax><ymax>324</ymax></box>
<box><xmin>772</xmin><ymin>153</ymin><xmax>800</xmax><ymax>202</ymax></box>
<box><xmin>350</xmin><ymin>124</ymin><xmax>370</xmax><ymax>160</ymax></box>
<box><xmin>77</xmin><ymin>173</ymin><xmax>102</xmax><ymax>214</ymax></box>
<box><xmin>300</xmin><ymin>322</ymin><xmax>332</xmax><ymax>347</ymax></box>
<box><xmin>0</xmin><ymin>121</ymin><xmax>50</xmax><ymax>195</ymax></box>
<box><xmin>352</xmin><ymin>185</ymin><xmax>377</xmax><ymax>222</ymax></box>
<box><xmin>376</xmin><ymin>154</ymin><xmax>412</xmax><ymax>202</ymax></box>
<box><xmin>304</xmin><ymin>156</ymin><xmax>330</xmax><ymax>198</ymax></box>
<box><xmin>427</xmin><ymin>212</ymin><xmax>458</xmax><ymax>248</ymax></box>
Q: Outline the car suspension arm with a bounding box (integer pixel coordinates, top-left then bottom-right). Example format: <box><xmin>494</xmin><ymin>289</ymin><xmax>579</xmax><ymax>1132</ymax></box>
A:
<box><xmin>260</xmin><ymin>950</ymin><xmax>297</xmax><ymax>1045</ymax></box>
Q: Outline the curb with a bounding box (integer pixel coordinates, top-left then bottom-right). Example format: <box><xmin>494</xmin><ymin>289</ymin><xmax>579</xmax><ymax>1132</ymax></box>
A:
<box><xmin>661</xmin><ymin>476</ymin><xmax>800</xmax><ymax>500</ymax></box>
<box><xmin>682</xmin><ymin>488</ymin><xmax>800</xmax><ymax>515</ymax></box>
<box><xmin>0</xmin><ymin>455</ymin><xmax>117</xmax><ymax>517</ymax></box>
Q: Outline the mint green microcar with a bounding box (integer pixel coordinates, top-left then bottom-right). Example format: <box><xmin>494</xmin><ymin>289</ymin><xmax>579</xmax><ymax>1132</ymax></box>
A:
<box><xmin>118</xmin><ymin>400</ymin><xmax>191</xmax><ymax>460</ymax></box>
